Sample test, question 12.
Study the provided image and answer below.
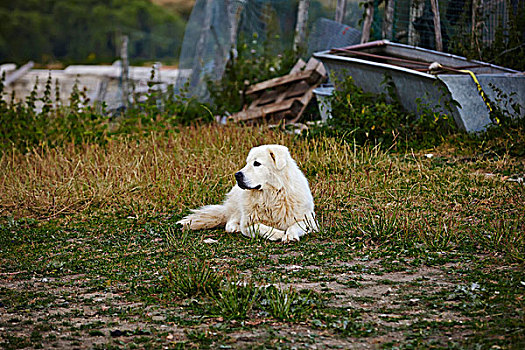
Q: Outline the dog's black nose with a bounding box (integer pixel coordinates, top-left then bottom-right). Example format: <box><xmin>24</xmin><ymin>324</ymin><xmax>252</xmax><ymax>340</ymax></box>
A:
<box><xmin>235</xmin><ymin>172</ymin><xmax>243</xmax><ymax>181</ymax></box>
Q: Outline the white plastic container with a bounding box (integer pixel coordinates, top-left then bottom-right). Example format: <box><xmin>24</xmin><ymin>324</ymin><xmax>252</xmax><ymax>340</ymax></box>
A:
<box><xmin>313</xmin><ymin>84</ymin><xmax>334</xmax><ymax>122</ymax></box>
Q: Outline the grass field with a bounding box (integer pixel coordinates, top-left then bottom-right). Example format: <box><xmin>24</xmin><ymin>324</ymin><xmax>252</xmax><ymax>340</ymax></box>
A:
<box><xmin>1</xmin><ymin>124</ymin><xmax>524</xmax><ymax>349</ymax></box>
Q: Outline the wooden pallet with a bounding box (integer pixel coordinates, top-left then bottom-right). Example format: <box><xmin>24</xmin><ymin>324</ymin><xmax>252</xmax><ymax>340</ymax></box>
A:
<box><xmin>231</xmin><ymin>58</ymin><xmax>326</xmax><ymax>123</ymax></box>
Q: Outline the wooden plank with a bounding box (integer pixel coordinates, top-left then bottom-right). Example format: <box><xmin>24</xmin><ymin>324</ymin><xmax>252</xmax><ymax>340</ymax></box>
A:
<box><xmin>246</xmin><ymin>68</ymin><xmax>317</xmax><ymax>95</ymax></box>
<box><xmin>232</xmin><ymin>99</ymin><xmax>296</xmax><ymax>122</ymax></box>
<box><xmin>253</xmin><ymin>89</ymin><xmax>281</xmax><ymax>106</ymax></box>
<box><xmin>231</xmin><ymin>57</ymin><xmax>326</xmax><ymax>123</ymax></box>
<box><xmin>283</xmin><ymin>81</ymin><xmax>310</xmax><ymax>99</ymax></box>
<box><xmin>247</xmin><ymin>58</ymin><xmax>321</xmax><ymax>95</ymax></box>
<box><xmin>430</xmin><ymin>0</ymin><xmax>442</xmax><ymax>51</ymax></box>
<box><xmin>289</xmin><ymin>58</ymin><xmax>307</xmax><ymax>74</ymax></box>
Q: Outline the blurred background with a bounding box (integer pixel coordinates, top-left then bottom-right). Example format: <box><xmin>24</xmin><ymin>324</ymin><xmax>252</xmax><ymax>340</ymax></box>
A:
<box><xmin>0</xmin><ymin>0</ymin><xmax>364</xmax><ymax>66</ymax></box>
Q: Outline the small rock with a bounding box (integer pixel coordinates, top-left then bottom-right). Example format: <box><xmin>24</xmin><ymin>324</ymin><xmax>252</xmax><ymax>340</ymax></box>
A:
<box><xmin>110</xmin><ymin>330</ymin><xmax>125</xmax><ymax>337</ymax></box>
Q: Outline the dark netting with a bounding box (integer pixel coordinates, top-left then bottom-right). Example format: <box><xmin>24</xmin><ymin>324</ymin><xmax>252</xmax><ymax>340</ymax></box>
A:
<box><xmin>307</xmin><ymin>17</ymin><xmax>361</xmax><ymax>56</ymax></box>
<box><xmin>371</xmin><ymin>0</ymin><xmax>517</xmax><ymax>53</ymax></box>
<box><xmin>175</xmin><ymin>0</ymin><xmax>341</xmax><ymax>99</ymax></box>
<box><xmin>175</xmin><ymin>0</ymin><xmax>299</xmax><ymax>98</ymax></box>
<box><xmin>175</xmin><ymin>0</ymin><xmax>239</xmax><ymax>98</ymax></box>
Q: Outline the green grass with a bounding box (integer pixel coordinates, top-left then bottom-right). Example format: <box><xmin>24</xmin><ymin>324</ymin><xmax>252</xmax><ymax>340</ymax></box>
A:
<box><xmin>0</xmin><ymin>124</ymin><xmax>524</xmax><ymax>349</ymax></box>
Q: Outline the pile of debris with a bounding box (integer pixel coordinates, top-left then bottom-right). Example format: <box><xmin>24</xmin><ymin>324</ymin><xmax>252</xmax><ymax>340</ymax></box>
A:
<box><xmin>230</xmin><ymin>58</ymin><xmax>326</xmax><ymax>124</ymax></box>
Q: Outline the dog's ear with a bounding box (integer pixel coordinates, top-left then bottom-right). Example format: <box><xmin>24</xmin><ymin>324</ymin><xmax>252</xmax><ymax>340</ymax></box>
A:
<box><xmin>268</xmin><ymin>146</ymin><xmax>288</xmax><ymax>171</ymax></box>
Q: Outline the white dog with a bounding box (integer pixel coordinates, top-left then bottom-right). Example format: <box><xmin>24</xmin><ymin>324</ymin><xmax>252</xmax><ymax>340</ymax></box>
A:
<box><xmin>177</xmin><ymin>144</ymin><xmax>318</xmax><ymax>242</ymax></box>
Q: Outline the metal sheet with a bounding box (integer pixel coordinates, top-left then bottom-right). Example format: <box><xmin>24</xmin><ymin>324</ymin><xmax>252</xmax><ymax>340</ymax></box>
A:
<box><xmin>314</xmin><ymin>41</ymin><xmax>524</xmax><ymax>133</ymax></box>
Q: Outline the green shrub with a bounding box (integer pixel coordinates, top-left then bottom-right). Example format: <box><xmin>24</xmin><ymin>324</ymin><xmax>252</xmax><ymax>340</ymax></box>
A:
<box><xmin>311</xmin><ymin>74</ymin><xmax>456</xmax><ymax>150</ymax></box>
<box><xmin>262</xmin><ymin>286</ymin><xmax>316</xmax><ymax>321</ymax></box>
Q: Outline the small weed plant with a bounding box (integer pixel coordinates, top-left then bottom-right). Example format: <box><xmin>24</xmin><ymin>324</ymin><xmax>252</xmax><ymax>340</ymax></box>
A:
<box><xmin>262</xmin><ymin>286</ymin><xmax>315</xmax><ymax>321</ymax></box>
<box><xmin>211</xmin><ymin>278</ymin><xmax>260</xmax><ymax>321</ymax></box>
<box><xmin>165</xmin><ymin>259</ymin><xmax>223</xmax><ymax>298</ymax></box>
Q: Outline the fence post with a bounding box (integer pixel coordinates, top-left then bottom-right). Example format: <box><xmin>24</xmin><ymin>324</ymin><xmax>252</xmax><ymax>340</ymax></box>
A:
<box><xmin>226</xmin><ymin>0</ymin><xmax>243</xmax><ymax>55</ymax></box>
<box><xmin>361</xmin><ymin>1</ymin><xmax>374</xmax><ymax>43</ymax></box>
<box><xmin>408</xmin><ymin>0</ymin><xmax>424</xmax><ymax>46</ymax></box>
<box><xmin>294</xmin><ymin>0</ymin><xmax>310</xmax><ymax>53</ymax></box>
<box><xmin>335</xmin><ymin>0</ymin><xmax>347</xmax><ymax>23</ymax></box>
<box><xmin>430</xmin><ymin>0</ymin><xmax>443</xmax><ymax>51</ymax></box>
<box><xmin>120</xmin><ymin>35</ymin><xmax>129</xmax><ymax>109</ymax></box>
<box><xmin>382</xmin><ymin>0</ymin><xmax>395</xmax><ymax>40</ymax></box>
<box><xmin>471</xmin><ymin>0</ymin><xmax>480</xmax><ymax>55</ymax></box>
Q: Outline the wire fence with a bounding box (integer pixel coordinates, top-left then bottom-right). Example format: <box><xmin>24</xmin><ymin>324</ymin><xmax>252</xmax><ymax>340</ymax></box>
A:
<box><xmin>369</xmin><ymin>0</ymin><xmax>521</xmax><ymax>52</ymax></box>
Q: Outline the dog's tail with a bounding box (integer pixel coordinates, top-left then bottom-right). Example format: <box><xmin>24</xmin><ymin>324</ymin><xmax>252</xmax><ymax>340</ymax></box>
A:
<box><xmin>176</xmin><ymin>204</ymin><xmax>227</xmax><ymax>230</ymax></box>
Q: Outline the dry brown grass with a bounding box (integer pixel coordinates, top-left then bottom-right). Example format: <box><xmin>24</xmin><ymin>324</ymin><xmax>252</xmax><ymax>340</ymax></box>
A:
<box><xmin>0</xmin><ymin>124</ymin><xmax>396</xmax><ymax>220</ymax></box>
<box><xmin>0</xmin><ymin>125</ymin><xmax>297</xmax><ymax>219</ymax></box>
<box><xmin>1</xmin><ymin>124</ymin><xmax>523</xmax><ymax>261</ymax></box>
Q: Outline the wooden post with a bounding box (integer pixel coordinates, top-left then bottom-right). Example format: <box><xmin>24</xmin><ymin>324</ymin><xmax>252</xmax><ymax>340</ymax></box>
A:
<box><xmin>335</xmin><ymin>0</ymin><xmax>347</xmax><ymax>23</ymax></box>
<box><xmin>471</xmin><ymin>0</ymin><xmax>479</xmax><ymax>51</ymax></box>
<box><xmin>429</xmin><ymin>0</ymin><xmax>442</xmax><ymax>51</ymax></box>
<box><xmin>361</xmin><ymin>1</ymin><xmax>374</xmax><ymax>44</ymax></box>
<box><xmin>294</xmin><ymin>0</ymin><xmax>310</xmax><ymax>53</ymax></box>
<box><xmin>408</xmin><ymin>0</ymin><xmax>424</xmax><ymax>46</ymax></box>
<box><xmin>226</xmin><ymin>0</ymin><xmax>243</xmax><ymax>54</ymax></box>
<box><xmin>382</xmin><ymin>0</ymin><xmax>395</xmax><ymax>40</ymax></box>
<box><xmin>120</xmin><ymin>35</ymin><xmax>129</xmax><ymax>108</ymax></box>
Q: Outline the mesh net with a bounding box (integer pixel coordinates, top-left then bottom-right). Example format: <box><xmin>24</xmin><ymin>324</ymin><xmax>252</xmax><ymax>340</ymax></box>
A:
<box><xmin>176</xmin><ymin>0</ymin><xmax>298</xmax><ymax>98</ymax></box>
<box><xmin>372</xmin><ymin>0</ymin><xmax>516</xmax><ymax>52</ymax></box>
<box><xmin>175</xmin><ymin>0</ymin><xmax>237</xmax><ymax>97</ymax></box>
<box><xmin>175</xmin><ymin>0</ymin><xmax>519</xmax><ymax>99</ymax></box>
<box><xmin>307</xmin><ymin>17</ymin><xmax>362</xmax><ymax>56</ymax></box>
<box><xmin>175</xmin><ymin>0</ymin><xmax>336</xmax><ymax>98</ymax></box>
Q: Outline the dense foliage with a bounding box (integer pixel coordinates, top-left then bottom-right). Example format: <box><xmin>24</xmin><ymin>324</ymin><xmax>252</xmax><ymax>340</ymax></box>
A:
<box><xmin>0</xmin><ymin>0</ymin><xmax>185</xmax><ymax>64</ymax></box>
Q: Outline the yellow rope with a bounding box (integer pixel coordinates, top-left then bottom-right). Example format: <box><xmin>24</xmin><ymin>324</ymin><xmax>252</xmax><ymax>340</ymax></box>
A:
<box><xmin>430</xmin><ymin>63</ymin><xmax>499</xmax><ymax>124</ymax></box>
<box><xmin>458</xmin><ymin>69</ymin><xmax>495</xmax><ymax>114</ymax></box>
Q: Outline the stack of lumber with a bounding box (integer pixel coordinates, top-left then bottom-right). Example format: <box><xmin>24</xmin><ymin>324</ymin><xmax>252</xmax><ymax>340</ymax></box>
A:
<box><xmin>231</xmin><ymin>58</ymin><xmax>326</xmax><ymax>123</ymax></box>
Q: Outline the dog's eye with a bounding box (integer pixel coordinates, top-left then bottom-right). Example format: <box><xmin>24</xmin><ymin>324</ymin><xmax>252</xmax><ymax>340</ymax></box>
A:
<box><xmin>253</xmin><ymin>161</ymin><xmax>261</xmax><ymax>167</ymax></box>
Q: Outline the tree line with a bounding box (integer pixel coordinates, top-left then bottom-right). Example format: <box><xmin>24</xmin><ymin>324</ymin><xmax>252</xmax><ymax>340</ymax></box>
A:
<box><xmin>0</xmin><ymin>0</ymin><xmax>186</xmax><ymax>64</ymax></box>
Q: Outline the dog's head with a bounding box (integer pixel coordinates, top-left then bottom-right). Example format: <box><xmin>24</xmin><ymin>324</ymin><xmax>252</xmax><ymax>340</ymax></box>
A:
<box><xmin>235</xmin><ymin>145</ymin><xmax>291</xmax><ymax>191</ymax></box>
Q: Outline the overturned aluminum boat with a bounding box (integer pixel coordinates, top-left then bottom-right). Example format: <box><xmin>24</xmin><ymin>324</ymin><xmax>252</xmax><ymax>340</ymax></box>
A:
<box><xmin>314</xmin><ymin>40</ymin><xmax>524</xmax><ymax>133</ymax></box>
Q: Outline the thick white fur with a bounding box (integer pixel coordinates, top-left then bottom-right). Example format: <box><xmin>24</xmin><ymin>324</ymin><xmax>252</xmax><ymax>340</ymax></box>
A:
<box><xmin>177</xmin><ymin>145</ymin><xmax>318</xmax><ymax>242</ymax></box>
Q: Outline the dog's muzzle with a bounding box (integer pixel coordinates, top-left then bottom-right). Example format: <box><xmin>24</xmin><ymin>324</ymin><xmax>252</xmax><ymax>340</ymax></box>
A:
<box><xmin>235</xmin><ymin>172</ymin><xmax>261</xmax><ymax>190</ymax></box>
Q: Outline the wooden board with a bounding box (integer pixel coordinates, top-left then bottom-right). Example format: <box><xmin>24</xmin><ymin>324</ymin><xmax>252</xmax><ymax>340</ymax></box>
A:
<box><xmin>231</xmin><ymin>57</ymin><xmax>326</xmax><ymax>123</ymax></box>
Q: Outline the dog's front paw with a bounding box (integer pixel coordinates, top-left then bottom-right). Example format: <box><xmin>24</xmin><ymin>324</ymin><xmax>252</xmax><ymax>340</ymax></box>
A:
<box><xmin>225</xmin><ymin>220</ymin><xmax>241</xmax><ymax>233</ymax></box>
<box><xmin>281</xmin><ymin>231</ymin><xmax>300</xmax><ymax>242</ymax></box>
